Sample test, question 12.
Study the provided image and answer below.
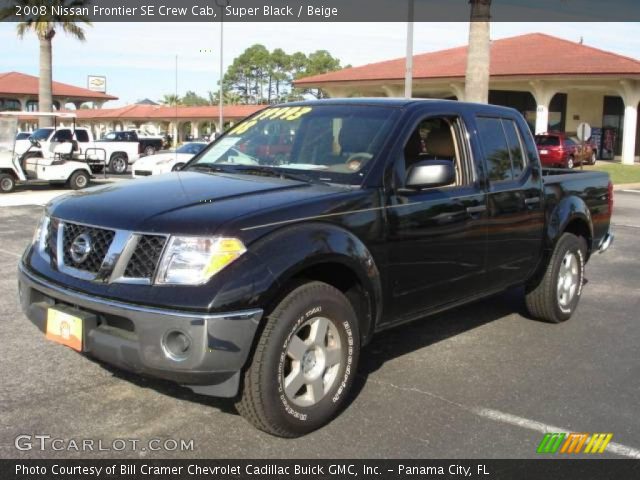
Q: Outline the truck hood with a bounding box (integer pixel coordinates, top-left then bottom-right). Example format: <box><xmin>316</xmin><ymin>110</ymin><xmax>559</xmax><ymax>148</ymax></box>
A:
<box><xmin>47</xmin><ymin>171</ymin><xmax>344</xmax><ymax>235</ymax></box>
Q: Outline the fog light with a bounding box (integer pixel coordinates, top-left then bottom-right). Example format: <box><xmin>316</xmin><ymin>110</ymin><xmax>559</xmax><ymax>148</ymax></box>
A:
<box><xmin>162</xmin><ymin>330</ymin><xmax>192</xmax><ymax>361</ymax></box>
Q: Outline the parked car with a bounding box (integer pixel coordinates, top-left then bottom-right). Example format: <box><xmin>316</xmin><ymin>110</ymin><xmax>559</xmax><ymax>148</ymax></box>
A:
<box><xmin>19</xmin><ymin>99</ymin><xmax>613</xmax><ymax>437</ymax></box>
<box><xmin>132</xmin><ymin>142</ymin><xmax>207</xmax><ymax>178</ymax></box>
<box><xmin>535</xmin><ymin>132</ymin><xmax>597</xmax><ymax>168</ymax></box>
<box><xmin>99</xmin><ymin>130</ymin><xmax>164</xmax><ymax>158</ymax></box>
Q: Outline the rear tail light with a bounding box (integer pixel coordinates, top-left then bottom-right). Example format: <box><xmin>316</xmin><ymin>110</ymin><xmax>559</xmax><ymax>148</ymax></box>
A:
<box><xmin>607</xmin><ymin>181</ymin><xmax>614</xmax><ymax>216</ymax></box>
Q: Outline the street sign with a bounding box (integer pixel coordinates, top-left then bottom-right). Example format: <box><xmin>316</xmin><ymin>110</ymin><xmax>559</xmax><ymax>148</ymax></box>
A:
<box><xmin>577</xmin><ymin>122</ymin><xmax>592</xmax><ymax>141</ymax></box>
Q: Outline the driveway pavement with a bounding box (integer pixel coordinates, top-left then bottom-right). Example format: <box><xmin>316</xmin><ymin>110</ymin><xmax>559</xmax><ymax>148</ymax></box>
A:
<box><xmin>0</xmin><ymin>191</ymin><xmax>638</xmax><ymax>459</ymax></box>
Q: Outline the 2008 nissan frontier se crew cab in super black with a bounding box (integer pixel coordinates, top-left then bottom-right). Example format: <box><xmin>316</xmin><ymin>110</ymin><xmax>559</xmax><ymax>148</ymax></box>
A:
<box><xmin>19</xmin><ymin>99</ymin><xmax>614</xmax><ymax>437</ymax></box>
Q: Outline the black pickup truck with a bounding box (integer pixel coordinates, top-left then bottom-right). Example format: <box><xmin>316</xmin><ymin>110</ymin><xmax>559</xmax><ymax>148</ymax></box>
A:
<box><xmin>19</xmin><ymin>99</ymin><xmax>613</xmax><ymax>437</ymax></box>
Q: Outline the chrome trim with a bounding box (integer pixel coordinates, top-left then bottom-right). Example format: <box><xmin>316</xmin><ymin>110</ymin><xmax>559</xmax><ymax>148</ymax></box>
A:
<box><xmin>19</xmin><ymin>262</ymin><xmax>263</xmax><ymax>322</ymax></box>
<box><xmin>49</xmin><ymin>217</ymin><xmax>169</xmax><ymax>285</ymax></box>
<box><xmin>598</xmin><ymin>232</ymin><xmax>614</xmax><ymax>254</ymax></box>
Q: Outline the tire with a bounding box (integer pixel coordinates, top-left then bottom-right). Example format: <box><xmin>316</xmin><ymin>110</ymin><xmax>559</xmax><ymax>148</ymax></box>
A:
<box><xmin>69</xmin><ymin>170</ymin><xmax>90</xmax><ymax>190</ymax></box>
<box><xmin>567</xmin><ymin>157</ymin><xmax>574</xmax><ymax>169</ymax></box>
<box><xmin>236</xmin><ymin>281</ymin><xmax>360</xmax><ymax>437</ymax></box>
<box><xmin>144</xmin><ymin>145</ymin><xmax>156</xmax><ymax>156</ymax></box>
<box><xmin>109</xmin><ymin>154</ymin><xmax>128</xmax><ymax>174</ymax></box>
<box><xmin>525</xmin><ymin>233</ymin><xmax>587</xmax><ymax>323</ymax></box>
<box><xmin>590</xmin><ymin>151</ymin><xmax>597</xmax><ymax>165</ymax></box>
<box><xmin>172</xmin><ymin>162</ymin><xmax>185</xmax><ymax>172</ymax></box>
<box><xmin>0</xmin><ymin>173</ymin><xmax>16</xmax><ymax>193</ymax></box>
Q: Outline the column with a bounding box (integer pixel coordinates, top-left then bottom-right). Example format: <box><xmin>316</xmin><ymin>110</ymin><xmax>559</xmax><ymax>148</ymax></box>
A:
<box><xmin>381</xmin><ymin>85</ymin><xmax>404</xmax><ymax>98</ymax></box>
<box><xmin>192</xmin><ymin>122</ymin><xmax>199</xmax><ymax>140</ymax></box>
<box><xmin>449</xmin><ymin>83</ymin><xmax>465</xmax><ymax>102</ymax></box>
<box><xmin>619</xmin><ymin>80</ymin><xmax>640</xmax><ymax>165</ymax></box>
<box><xmin>530</xmin><ymin>81</ymin><xmax>558</xmax><ymax>135</ymax></box>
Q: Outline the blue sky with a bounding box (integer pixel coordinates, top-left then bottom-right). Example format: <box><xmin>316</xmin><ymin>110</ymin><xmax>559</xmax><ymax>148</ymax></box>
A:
<box><xmin>1</xmin><ymin>22</ymin><xmax>639</xmax><ymax>106</ymax></box>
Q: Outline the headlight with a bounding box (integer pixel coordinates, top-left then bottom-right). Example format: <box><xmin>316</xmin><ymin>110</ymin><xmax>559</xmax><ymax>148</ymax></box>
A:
<box><xmin>155</xmin><ymin>236</ymin><xmax>246</xmax><ymax>285</ymax></box>
<box><xmin>32</xmin><ymin>214</ymin><xmax>50</xmax><ymax>250</ymax></box>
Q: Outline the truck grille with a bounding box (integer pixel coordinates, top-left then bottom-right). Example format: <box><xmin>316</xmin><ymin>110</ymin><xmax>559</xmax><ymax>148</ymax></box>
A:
<box><xmin>124</xmin><ymin>235</ymin><xmax>167</xmax><ymax>279</ymax></box>
<box><xmin>62</xmin><ymin>222</ymin><xmax>115</xmax><ymax>273</ymax></box>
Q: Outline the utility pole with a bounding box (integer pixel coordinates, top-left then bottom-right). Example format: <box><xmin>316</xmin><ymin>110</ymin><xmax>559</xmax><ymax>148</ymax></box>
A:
<box><xmin>404</xmin><ymin>0</ymin><xmax>414</xmax><ymax>98</ymax></box>
<box><xmin>216</xmin><ymin>1</ymin><xmax>229</xmax><ymax>135</ymax></box>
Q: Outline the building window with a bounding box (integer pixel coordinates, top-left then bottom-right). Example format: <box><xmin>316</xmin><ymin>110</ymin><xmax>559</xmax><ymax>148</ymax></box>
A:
<box><xmin>26</xmin><ymin>100</ymin><xmax>38</xmax><ymax>112</ymax></box>
<box><xmin>0</xmin><ymin>98</ymin><xmax>21</xmax><ymax>111</ymax></box>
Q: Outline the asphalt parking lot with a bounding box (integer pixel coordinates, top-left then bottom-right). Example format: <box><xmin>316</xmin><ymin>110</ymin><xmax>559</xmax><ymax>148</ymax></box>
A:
<box><xmin>0</xmin><ymin>188</ymin><xmax>638</xmax><ymax>459</ymax></box>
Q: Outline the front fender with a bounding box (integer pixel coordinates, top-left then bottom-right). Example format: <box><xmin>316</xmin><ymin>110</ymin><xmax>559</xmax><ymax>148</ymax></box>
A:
<box><xmin>249</xmin><ymin>222</ymin><xmax>383</xmax><ymax>342</ymax></box>
<box><xmin>546</xmin><ymin>194</ymin><xmax>593</xmax><ymax>249</ymax></box>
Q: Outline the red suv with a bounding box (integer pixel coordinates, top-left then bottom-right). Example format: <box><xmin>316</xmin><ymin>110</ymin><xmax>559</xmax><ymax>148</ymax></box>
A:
<box><xmin>535</xmin><ymin>132</ymin><xmax>597</xmax><ymax>169</ymax></box>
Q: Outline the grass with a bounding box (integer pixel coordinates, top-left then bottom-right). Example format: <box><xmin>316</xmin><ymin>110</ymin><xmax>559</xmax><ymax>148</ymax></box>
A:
<box><xmin>583</xmin><ymin>162</ymin><xmax>640</xmax><ymax>185</ymax></box>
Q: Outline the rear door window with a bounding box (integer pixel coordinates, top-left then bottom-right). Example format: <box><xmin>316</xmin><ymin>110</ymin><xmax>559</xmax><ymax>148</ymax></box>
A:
<box><xmin>476</xmin><ymin>117</ymin><xmax>513</xmax><ymax>182</ymax></box>
<box><xmin>502</xmin><ymin>120</ymin><xmax>527</xmax><ymax>178</ymax></box>
<box><xmin>74</xmin><ymin>130</ymin><xmax>89</xmax><ymax>143</ymax></box>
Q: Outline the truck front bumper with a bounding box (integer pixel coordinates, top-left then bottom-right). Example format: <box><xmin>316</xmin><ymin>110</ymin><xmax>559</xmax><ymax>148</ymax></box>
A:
<box><xmin>18</xmin><ymin>263</ymin><xmax>263</xmax><ymax>398</ymax></box>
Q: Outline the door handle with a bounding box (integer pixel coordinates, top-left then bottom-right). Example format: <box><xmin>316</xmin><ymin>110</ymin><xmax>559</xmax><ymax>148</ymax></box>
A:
<box><xmin>466</xmin><ymin>205</ymin><xmax>487</xmax><ymax>215</ymax></box>
<box><xmin>524</xmin><ymin>197</ymin><xmax>541</xmax><ymax>206</ymax></box>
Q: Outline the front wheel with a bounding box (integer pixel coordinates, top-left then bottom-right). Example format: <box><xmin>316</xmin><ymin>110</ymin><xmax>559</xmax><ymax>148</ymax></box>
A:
<box><xmin>525</xmin><ymin>233</ymin><xmax>587</xmax><ymax>323</ymax></box>
<box><xmin>0</xmin><ymin>173</ymin><xmax>16</xmax><ymax>193</ymax></box>
<box><xmin>68</xmin><ymin>170</ymin><xmax>90</xmax><ymax>190</ymax></box>
<box><xmin>236</xmin><ymin>281</ymin><xmax>360</xmax><ymax>437</ymax></box>
<box><xmin>109</xmin><ymin>154</ymin><xmax>128</xmax><ymax>174</ymax></box>
<box><xmin>144</xmin><ymin>145</ymin><xmax>156</xmax><ymax>156</ymax></box>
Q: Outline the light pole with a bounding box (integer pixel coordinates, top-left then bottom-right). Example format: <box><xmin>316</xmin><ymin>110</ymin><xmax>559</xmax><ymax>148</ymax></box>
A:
<box><xmin>216</xmin><ymin>0</ymin><xmax>229</xmax><ymax>135</ymax></box>
<box><xmin>405</xmin><ymin>0</ymin><xmax>414</xmax><ymax>98</ymax></box>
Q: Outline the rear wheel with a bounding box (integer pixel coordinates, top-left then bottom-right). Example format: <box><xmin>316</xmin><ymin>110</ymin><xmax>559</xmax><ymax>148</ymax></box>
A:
<box><xmin>144</xmin><ymin>145</ymin><xmax>156</xmax><ymax>156</ymax></box>
<box><xmin>525</xmin><ymin>233</ymin><xmax>587</xmax><ymax>323</ymax></box>
<box><xmin>109</xmin><ymin>154</ymin><xmax>128</xmax><ymax>174</ymax></box>
<box><xmin>0</xmin><ymin>174</ymin><xmax>16</xmax><ymax>193</ymax></box>
<box><xmin>68</xmin><ymin>170</ymin><xmax>90</xmax><ymax>190</ymax></box>
<box><xmin>236</xmin><ymin>281</ymin><xmax>360</xmax><ymax>437</ymax></box>
<box><xmin>567</xmin><ymin>157</ymin><xmax>575</xmax><ymax>169</ymax></box>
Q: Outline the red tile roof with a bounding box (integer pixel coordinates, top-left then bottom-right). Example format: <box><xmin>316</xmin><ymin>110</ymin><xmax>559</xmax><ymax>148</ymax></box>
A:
<box><xmin>0</xmin><ymin>71</ymin><xmax>117</xmax><ymax>100</ymax></box>
<box><xmin>295</xmin><ymin>33</ymin><xmax>640</xmax><ymax>86</ymax></box>
<box><xmin>72</xmin><ymin>104</ymin><xmax>264</xmax><ymax>120</ymax></box>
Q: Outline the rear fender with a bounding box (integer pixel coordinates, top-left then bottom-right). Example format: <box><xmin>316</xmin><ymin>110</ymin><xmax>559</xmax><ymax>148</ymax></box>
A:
<box><xmin>546</xmin><ymin>195</ymin><xmax>593</xmax><ymax>252</ymax></box>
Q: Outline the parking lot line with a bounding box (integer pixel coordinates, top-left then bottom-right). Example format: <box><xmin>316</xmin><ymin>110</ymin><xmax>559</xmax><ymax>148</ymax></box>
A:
<box><xmin>368</xmin><ymin>378</ymin><xmax>640</xmax><ymax>459</ymax></box>
<box><xmin>0</xmin><ymin>248</ymin><xmax>21</xmax><ymax>259</ymax></box>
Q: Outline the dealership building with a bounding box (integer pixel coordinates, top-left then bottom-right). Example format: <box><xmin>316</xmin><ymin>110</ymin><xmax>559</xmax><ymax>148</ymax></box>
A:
<box><xmin>296</xmin><ymin>33</ymin><xmax>640</xmax><ymax>164</ymax></box>
<box><xmin>0</xmin><ymin>71</ymin><xmax>262</xmax><ymax>141</ymax></box>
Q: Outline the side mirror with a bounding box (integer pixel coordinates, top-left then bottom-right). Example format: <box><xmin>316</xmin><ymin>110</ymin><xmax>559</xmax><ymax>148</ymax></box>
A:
<box><xmin>405</xmin><ymin>160</ymin><xmax>455</xmax><ymax>189</ymax></box>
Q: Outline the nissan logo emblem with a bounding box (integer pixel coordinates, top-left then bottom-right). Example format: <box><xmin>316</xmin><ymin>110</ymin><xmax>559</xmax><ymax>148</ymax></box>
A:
<box><xmin>70</xmin><ymin>233</ymin><xmax>92</xmax><ymax>263</ymax></box>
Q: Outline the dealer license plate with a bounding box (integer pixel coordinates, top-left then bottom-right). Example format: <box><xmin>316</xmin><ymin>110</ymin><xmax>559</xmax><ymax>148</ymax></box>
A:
<box><xmin>46</xmin><ymin>307</ymin><xmax>83</xmax><ymax>351</ymax></box>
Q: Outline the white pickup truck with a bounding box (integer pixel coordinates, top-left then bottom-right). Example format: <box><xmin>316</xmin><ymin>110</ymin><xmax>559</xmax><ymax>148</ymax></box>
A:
<box><xmin>20</xmin><ymin>127</ymin><xmax>140</xmax><ymax>174</ymax></box>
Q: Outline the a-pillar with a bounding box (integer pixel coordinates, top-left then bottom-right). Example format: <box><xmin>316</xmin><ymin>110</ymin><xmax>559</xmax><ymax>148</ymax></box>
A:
<box><xmin>529</xmin><ymin>81</ymin><xmax>558</xmax><ymax>135</ymax></box>
<box><xmin>618</xmin><ymin>80</ymin><xmax>640</xmax><ymax>165</ymax></box>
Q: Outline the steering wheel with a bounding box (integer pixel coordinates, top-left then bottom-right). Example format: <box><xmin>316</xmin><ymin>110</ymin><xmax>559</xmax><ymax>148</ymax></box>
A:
<box><xmin>29</xmin><ymin>137</ymin><xmax>41</xmax><ymax>148</ymax></box>
<box><xmin>345</xmin><ymin>152</ymin><xmax>373</xmax><ymax>171</ymax></box>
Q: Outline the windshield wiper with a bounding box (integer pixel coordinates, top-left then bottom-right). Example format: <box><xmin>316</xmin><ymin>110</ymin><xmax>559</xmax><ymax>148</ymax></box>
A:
<box><xmin>233</xmin><ymin>166</ymin><xmax>329</xmax><ymax>185</ymax></box>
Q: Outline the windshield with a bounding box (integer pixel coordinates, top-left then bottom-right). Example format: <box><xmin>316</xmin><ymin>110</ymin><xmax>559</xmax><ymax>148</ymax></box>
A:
<box><xmin>177</xmin><ymin>142</ymin><xmax>206</xmax><ymax>155</ymax></box>
<box><xmin>16</xmin><ymin>132</ymin><xmax>30</xmax><ymax>140</ymax></box>
<box><xmin>188</xmin><ymin>105</ymin><xmax>398</xmax><ymax>185</ymax></box>
<box><xmin>535</xmin><ymin>135</ymin><xmax>560</xmax><ymax>147</ymax></box>
<box><xmin>31</xmin><ymin>128</ymin><xmax>54</xmax><ymax>141</ymax></box>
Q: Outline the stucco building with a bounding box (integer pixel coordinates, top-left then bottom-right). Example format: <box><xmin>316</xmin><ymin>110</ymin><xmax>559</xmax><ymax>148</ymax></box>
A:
<box><xmin>295</xmin><ymin>33</ymin><xmax>640</xmax><ymax>165</ymax></box>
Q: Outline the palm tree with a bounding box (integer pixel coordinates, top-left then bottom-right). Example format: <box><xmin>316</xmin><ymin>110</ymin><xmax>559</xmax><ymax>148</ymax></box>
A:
<box><xmin>464</xmin><ymin>0</ymin><xmax>492</xmax><ymax>104</ymax></box>
<box><xmin>160</xmin><ymin>94</ymin><xmax>182</xmax><ymax>106</ymax></box>
<box><xmin>1</xmin><ymin>0</ymin><xmax>91</xmax><ymax>127</ymax></box>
